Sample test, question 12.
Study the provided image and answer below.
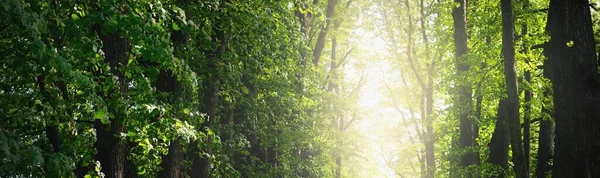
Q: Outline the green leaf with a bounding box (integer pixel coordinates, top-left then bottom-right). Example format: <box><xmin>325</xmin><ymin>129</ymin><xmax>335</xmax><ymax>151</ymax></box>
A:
<box><xmin>94</xmin><ymin>109</ymin><xmax>108</xmax><ymax>124</ymax></box>
<box><xmin>566</xmin><ymin>40</ymin><xmax>574</xmax><ymax>47</ymax></box>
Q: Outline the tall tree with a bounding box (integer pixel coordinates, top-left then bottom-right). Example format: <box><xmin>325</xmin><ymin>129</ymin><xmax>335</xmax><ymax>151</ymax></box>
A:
<box><xmin>545</xmin><ymin>0</ymin><xmax>600</xmax><ymax>177</ymax></box>
<box><xmin>500</xmin><ymin>0</ymin><xmax>528</xmax><ymax>177</ymax></box>
<box><xmin>452</xmin><ymin>0</ymin><xmax>477</xmax><ymax>171</ymax></box>
<box><xmin>536</xmin><ymin>89</ymin><xmax>554</xmax><ymax>178</ymax></box>
<box><xmin>487</xmin><ymin>99</ymin><xmax>510</xmax><ymax>178</ymax></box>
<box><xmin>92</xmin><ymin>2</ymin><xmax>133</xmax><ymax>177</ymax></box>
<box><xmin>157</xmin><ymin>4</ymin><xmax>190</xmax><ymax>177</ymax></box>
<box><xmin>313</xmin><ymin>0</ymin><xmax>338</xmax><ymax>66</ymax></box>
<box><xmin>520</xmin><ymin>0</ymin><xmax>532</xmax><ymax>172</ymax></box>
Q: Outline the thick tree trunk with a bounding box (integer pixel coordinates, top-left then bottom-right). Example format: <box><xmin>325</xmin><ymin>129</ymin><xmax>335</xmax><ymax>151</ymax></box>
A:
<box><xmin>536</xmin><ymin>90</ymin><xmax>554</xmax><ymax>178</ymax></box>
<box><xmin>159</xmin><ymin>142</ymin><xmax>183</xmax><ymax>178</ymax></box>
<box><xmin>191</xmin><ymin>76</ymin><xmax>219</xmax><ymax>178</ymax></box>
<box><xmin>93</xmin><ymin>27</ymin><xmax>131</xmax><ymax>178</ymax></box>
<box><xmin>452</xmin><ymin>0</ymin><xmax>477</xmax><ymax>171</ymax></box>
<box><xmin>157</xmin><ymin>25</ymin><xmax>189</xmax><ymax>178</ymax></box>
<box><xmin>488</xmin><ymin>100</ymin><xmax>510</xmax><ymax>178</ymax></box>
<box><xmin>545</xmin><ymin>0</ymin><xmax>600</xmax><ymax>177</ymax></box>
<box><xmin>500</xmin><ymin>0</ymin><xmax>528</xmax><ymax>177</ymax></box>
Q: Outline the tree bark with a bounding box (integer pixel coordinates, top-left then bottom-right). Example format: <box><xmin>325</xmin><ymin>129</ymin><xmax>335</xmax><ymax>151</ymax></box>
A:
<box><xmin>500</xmin><ymin>0</ymin><xmax>528</xmax><ymax>177</ymax></box>
<box><xmin>523</xmin><ymin>70</ymin><xmax>531</xmax><ymax>170</ymax></box>
<box><xmin>191</xmin><ymin>70</ymin><xmax>219</xmax><ymax>178</ymax></box>
<box><xmin>312</xmin><ymin>0</ymin><xmax>337</xmax><ymax>66</ymax></box>
<box><xmin>520</xmin><ymin>0</ymin><xmax>532</xmax><ymax>170</ymax></box>
<box><xmin>487</xmin><ymin>99</ymin><xmax>510</xmax><ymax>178</ymax></box>
<box><xmin>93</xmin><ymin>22</ymin><xmax>131</xmax><ymax>178</ymax></box>
<box><xmin>452</xmin><ymin>0</ymin><xmax>477</xmax><ymax>171</ymax></box>
<box><xmin>545</xmin><ymin>0</ymin><xmax>600</xmax><ymax>177</ymax></box>
<box><xmin>536</xmin><ymin>90</ymin><xmax>554</xmax><ymax>178</ymax></box>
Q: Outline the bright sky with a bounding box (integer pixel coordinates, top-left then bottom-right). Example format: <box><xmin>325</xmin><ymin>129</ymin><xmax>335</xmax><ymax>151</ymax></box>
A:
<box><xmin>342</xmin><ymin>26</ymin><xmax>413</xmax><ymax>177</ymax></box>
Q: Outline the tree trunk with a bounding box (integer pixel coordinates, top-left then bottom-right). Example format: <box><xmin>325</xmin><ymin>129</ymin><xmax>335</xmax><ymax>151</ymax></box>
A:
<box><xmin>520</xmin><ymin>0</ymin><xmax>532</xmax><ymax>169</ymax></box>
<box><xmin>536</xmin><ymin>90</ymin><xmax>554</xmax><ymax>178</ymax></box>
<box><xmin>190</xmin><ymin>21</ymin><xmax>227</xmax><ymax>177</ymax></box>
<box><xmin>420</xmin><ymin>0</ymin><xmax>436</xmax><ymax>176</ymax></box>
<box><xmin>452</xmin><ymin>0</ymin><xmax>477</xmax><ymax>171</ymax></box>
<box><xmin>312</xmin><ymin>0</ymin><xmax>337</xmax><ymax>66</ymax></box>
<box><xmin>157</xmin><ymin>21</ymin><xmax>189</xmax><ymax>178</ymax></box>
<box><xmin>500</xmin><ymin>0</ymin><xmax>528</xmax><ymax>177</ymax></box>
<box><xmin>423</xmin><ymin>88</ymin><xmax>435</xmax><ymax>178</ymax></box>
<box><xmin>191</xmin><ymin>75</ymin><xmax>219</xmax><ymax>178</ymax></box>
<box><xmin>545</xmin><ymin>1</ymin><xmax>600</xmax><ymax>177</ymax></box>
<box><xmin>487</xmin><ymin>100</ymin><xmax>510</xmax><ymax>178</ymax></box>
<box><xmin>523</xmin><ymin>70</ymin><xmax>531</xmax><ymax>169</ymax></box>
<box><xmin>159</xmin><ymin>142</ymin><xmax>183</xmax><ymax>178</ymax></box>
<box><xmin>93</xmin><ymin>24</ymin><xmax>131</xmax><ymax>178</ymax></box>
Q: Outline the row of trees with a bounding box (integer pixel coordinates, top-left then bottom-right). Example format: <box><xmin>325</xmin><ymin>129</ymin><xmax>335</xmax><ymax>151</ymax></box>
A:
<box><xmin>375</xmin><ymin>0</ymin><xmax>600</xmax><ymax>177</ymax></box>
<box><xmin>3</xmin><ymin>0</ymin><xmax>600</xmax><ymax>177</ymax></box>
<box><xmin>0</xmin><ymin>0</ymin><xmax>368</xmax><ymax>177</ymax></box>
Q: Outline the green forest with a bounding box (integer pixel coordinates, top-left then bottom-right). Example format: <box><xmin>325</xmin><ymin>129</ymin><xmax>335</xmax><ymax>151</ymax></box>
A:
<box><xmin>1</xmin><ymin>0</ymin><xmax>600</xmax><ymax>177</ymax></box>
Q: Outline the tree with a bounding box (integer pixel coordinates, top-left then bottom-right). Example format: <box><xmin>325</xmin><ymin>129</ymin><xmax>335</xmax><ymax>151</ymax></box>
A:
<box><xmin>545</xmin><ymin>0</ymin><xmax>600</xmax><ymax>177</ymax></box>
<box><xmin>500</xmin><ymin>0</ymin><xmax>528</xmax><ymax>177</ymax></box>
<box><xmin>452</xmin><ymin>0</ymin><xmax>478</xmax><ymax>171</ymax></box>
<box><xmin>536</xmin><ymin>89</ymin><xmax>554</xmax><ymax>178</ymax></box>
<box><xmin>487</xmin><ymin>99</ymin><xmax>510</xmax><ymax>178</ymax></box>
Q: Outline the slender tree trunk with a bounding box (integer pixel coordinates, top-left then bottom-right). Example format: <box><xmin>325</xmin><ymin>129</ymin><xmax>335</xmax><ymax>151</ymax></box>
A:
<box><xmin>420</xmin><ymin>0</ymin><xmax>436</xmax><ymax>176</ymax></box>
<box><xmin>545</xmin><ymin>0</ymin><xmax>600</xmax><ymax>177</ymax></box>
<box><xmin>523</xmin><ymin>70</ymin><xmax>531</xmax><ymax>168</ymax></box>
<box><xmin>423</xmin><ymin>88</ymin><xmax>434</xmax><ymax>178</ymax></box>
<box><xmin>312</xmin><ymin>0</ymin><xmax>337</xmax><ymax>66</ymax></box>
<box><xmin>452</xmin><ymin>0</ymin><xmax>477</xmax><ymax>171</ymax></box>
<box><xmin>487</xmin><ymin>99</ymin><xmax>510</xmax><ymax>178</ymax></box>
<box><xmin>328</xmin><ymin>20</ymin><xmax>344</xmax><ymax>178</ymax></box>
<box><xmin>520</xmin><ymin>0</ymin><xmax>532</xmax><ymax>169</ymax></box>
<box><xmin>500</xmin><ymin>0</ymin><xmax>528</xmax><ymax>177</ymax></box>
<box><xmin>536</xmin><ymin>90</ymin><xmax>554</xmax><ymax>178</ymax></box>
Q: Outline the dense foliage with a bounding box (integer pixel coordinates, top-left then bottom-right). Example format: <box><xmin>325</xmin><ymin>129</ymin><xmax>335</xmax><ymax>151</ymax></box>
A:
<box><xmin>0</xmin><ymin>0</ymin><xmax>350</xmax><ymax>177</ymax></box>
<box><xmin>2</xmin><ymin>0</ymin><xmax>600</xmax><ymax>178</ymax></box>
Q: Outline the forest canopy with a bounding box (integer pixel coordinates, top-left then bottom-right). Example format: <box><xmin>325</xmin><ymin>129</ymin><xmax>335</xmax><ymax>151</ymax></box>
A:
<box><xmin>1</xmin><ymin>0</ymin><xmax>600</xmax><ymax>177</ymax></box>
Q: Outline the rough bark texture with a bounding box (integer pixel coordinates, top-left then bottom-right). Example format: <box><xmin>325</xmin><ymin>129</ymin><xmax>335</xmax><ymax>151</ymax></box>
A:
<box><xmin>93</xmin><ymin>28</ymin><xmax>130</xmax><ymax>178</ymax></box>
<box><xmin>452</xmin><ymin>0</ymin><xmax>477</xmax><ymax>170</ymax></box>
<box><xmin>159</xmin><ymin>142</ymin><xmax>183</xmax><ymax>178</ymax></box>
<box><xmin>488</xmin><ymin>100</ymin><xmax>509</xmax><ymax>178</ymax></box>
<box><xmin>545</xmin><ymin>0</ymin><xmax>600</xmax><ymax>177</ymax></box>
<box><xmin>500</xmin><ymin>0</ymin><xmax>528</xmax><ymax>177</ymax></box>
<box><xmin>536</xmin><ymin>91</ymin><xmax>554</xmax><ymax>178</ymax></box>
